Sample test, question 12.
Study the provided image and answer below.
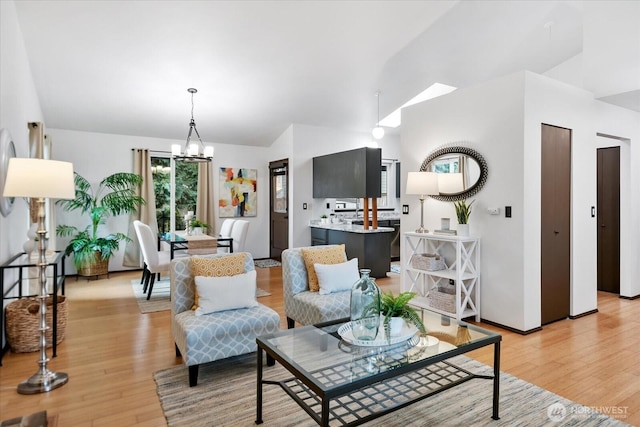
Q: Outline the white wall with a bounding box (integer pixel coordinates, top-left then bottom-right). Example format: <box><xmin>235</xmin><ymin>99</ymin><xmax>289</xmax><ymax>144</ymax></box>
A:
<box><xmin>401</xmin><ymin>72</ymin><xmax>527</xmax><ymax>330</ymax></box>
<box><xmin>0</xmin><ymin>0</ymin><xmax>45</xmax><ymax>348</ymax></box>
<box><xmin>289</xmin><ymin>124</ymin><xmax>401</xmax><ymax>248</ymax></box>
<box><xmin>0</xmin><ymin>0</ymin><xmax>45</xmax><ymax>262</ymax></box>
<box><xmin>401</xmin><ymin>70</ymin><xmax>640</xmax><ymax>332</ymax></box>
<box><xmin>49</xmin><ymin>128</ymin><xmax>273</xmax><ymax>272</ymax></box>
<box><xmin>50</xmin><ymin>124</ymin><xmax>402</xmax><ymax>270</ymax></box>
<box><xmin>592</xmin><ymin>101</ymin><xmax>640</xmax><ymax>297</ymax></box>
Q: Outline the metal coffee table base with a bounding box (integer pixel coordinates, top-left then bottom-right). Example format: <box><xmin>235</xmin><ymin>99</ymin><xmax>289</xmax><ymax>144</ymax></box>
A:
<box><xmin>256</xmin><ymin>342</ymin><xmax>500</xmax><ymax>426</ymax></box>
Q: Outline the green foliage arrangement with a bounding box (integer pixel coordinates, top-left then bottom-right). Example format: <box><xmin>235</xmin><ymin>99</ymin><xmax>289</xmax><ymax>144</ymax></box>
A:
<box><xmin>190</xmin><ymin>219</ymin><xmax>209</xmax><ymax>230</ymax></box>
<box><xmin>380</xmin><ymin>291</ymin><xmax>427</xmax><ymax>339</ymax></box>
<box><xmin>454</xmin><ymin>199</ymin><xmax>475</xmax><ymax>224</ymax></box>
<box><xmin>56</xmin><ymin>172</ymin><xmax>145</xmax><ymax>270</ymax></box>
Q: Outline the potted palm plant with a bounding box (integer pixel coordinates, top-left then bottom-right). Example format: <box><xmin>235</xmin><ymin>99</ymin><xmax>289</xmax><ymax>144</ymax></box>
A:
<box><xmin>380</xmin><ymin>291</ymin><xmax>426</xmax><ymax>340</ymax></box>
<box><xmin>56</xmin><ymin>172</ymin><xmax>145</xmax><ymax>277</ymax></box>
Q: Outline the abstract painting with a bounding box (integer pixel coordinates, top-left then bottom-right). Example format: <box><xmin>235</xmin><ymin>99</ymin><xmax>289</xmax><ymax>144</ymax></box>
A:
<box><xmin>219</xmin><ymin>167</ymin><xmax>257</xmax><ymax>217</ymax></box>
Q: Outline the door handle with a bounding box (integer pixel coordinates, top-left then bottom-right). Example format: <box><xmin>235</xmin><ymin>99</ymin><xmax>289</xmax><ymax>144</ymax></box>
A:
<box><xmin>554</xmin><ymin>231</ymin><xmax>559</xmax><ymax>234</ymax></box>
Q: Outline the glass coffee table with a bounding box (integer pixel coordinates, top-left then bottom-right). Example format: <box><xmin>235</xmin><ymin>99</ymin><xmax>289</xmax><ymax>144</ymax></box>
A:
<box><xmin>256</xmin><ymin>311</ymin><xmax>501</xmax><ymax>426</ymax></box>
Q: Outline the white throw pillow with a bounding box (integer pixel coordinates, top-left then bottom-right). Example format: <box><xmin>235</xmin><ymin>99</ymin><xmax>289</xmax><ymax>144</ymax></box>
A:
<box><xmin>194</xmin><ymin>270</ymin><xmax>258</xmax><ymax>316</ymax></box>
<box><xmin>314</xmin><ymin>258</ymin><xmax>359</xmax><ymax>295</ymax></box>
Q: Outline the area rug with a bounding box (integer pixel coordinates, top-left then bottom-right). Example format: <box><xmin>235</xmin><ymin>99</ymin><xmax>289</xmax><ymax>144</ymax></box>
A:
<box><xmin>154</xmin><ymin>353</ymin><xmax>630</xmax><ymax>427</ymax></box>
<box><xmin>132</xmin><ymin>279</ymin><xmax>271</xmax><ymax>314</ymax></box>
<box><xmin>254</xmin><ymin>258</ymin><xmax>282</xmax><ymax>268</ymax></box>
<box><xmin>132</xmin><ymin>277</ymin><xmax>171</xmax><ymax>313</ymax></box>
<box><xmin>390</xmin><ymin>264</ymin><xmax>400</xmax><ymax>274</ymax></box>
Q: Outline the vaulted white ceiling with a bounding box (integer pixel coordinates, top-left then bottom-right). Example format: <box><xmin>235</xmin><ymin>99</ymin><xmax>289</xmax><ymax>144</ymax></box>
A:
<box><xmin>12</xmin><ymin>1</ymin><xmax>640</xmax><ymax>147</ymax></box>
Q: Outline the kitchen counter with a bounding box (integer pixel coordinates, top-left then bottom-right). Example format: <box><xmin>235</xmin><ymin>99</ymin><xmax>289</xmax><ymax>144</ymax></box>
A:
<box><xmin>309</xmin><ymin>222</ymin><xmax>394</xmax><ymax>233</ymax></box>
<box><xmin>310</xmin><ymin>223</ymin><xmax>392</xmax><ymax>278</ymax></box>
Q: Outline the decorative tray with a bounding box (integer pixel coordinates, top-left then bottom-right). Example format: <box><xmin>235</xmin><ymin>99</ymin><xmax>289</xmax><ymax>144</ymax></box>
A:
<box><xmin>338</xmin><ymin>320</ymin><xmax>419</xmax><ymax>347</ymax></box>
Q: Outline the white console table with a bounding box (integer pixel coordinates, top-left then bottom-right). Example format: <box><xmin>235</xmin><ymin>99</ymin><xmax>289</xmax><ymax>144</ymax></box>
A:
<box><xmin>402</xmin><ymin>232</ymin><xmax>480</xmax><ymax>321</ymax></box>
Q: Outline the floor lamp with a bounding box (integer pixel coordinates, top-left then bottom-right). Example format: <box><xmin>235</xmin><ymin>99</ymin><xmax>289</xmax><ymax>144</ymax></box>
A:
<box><xmin>3</xmin><ymin>158</ymin><xmax>75</xmax><ymax>394</ymax></box>
<box><xmin>406</xmin><ymin>171</ymin><xmax>439</xmax><ymax>233</ymax></box>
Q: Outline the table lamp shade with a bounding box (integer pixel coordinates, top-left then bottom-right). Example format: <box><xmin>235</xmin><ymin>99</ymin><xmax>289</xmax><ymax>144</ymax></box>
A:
<box><xmin>406</xmin><ymin>171</ymin><xmax>439</xmax><ymax>196</ymax></box>
<box><xmin>3</xmin><ymin>158</ymin><xmax>74</xmax><ymax>199</ymax></box>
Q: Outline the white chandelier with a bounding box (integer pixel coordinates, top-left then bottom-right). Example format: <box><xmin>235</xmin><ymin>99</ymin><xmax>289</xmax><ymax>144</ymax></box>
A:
<box><xmin>171</xmin><ymin>88</ymin><xmax>214</xmax><ymax>162</ymax></box>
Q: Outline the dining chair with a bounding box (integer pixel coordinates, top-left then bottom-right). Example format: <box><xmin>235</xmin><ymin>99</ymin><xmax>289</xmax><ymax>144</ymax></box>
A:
<box><xmin>216</xmin><ymin>219</ymin><xmax>236</xmax><ymax>253</ymax></box>
<box><xmin>229</xmin><ymin>220</ymin><xmax>249</xmax><ymax>252</ymax></box>
<box><xmin>133</xmin><ymin>220</ymin><xmax>171</xmax><ymax>300</ymax></box>
<box><xmin>219</xmin><ymin>219</ymin><xmax>236</xmax><ymax>237</ymax></box>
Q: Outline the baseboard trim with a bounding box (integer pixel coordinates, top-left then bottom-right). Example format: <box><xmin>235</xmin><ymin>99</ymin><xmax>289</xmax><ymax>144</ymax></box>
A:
<box><xmin>480</xmin><ymin>318</ymin><xmax>542</xmax><ymax>335</ymax></box>
<box><xmin>569</xmin><ymin>308</ymin><xmax>598</xmax><ymax>319</ymax></box>
<box><xmin>620</xmin><ymin>294</ymin><xmax>640</xmax><ymax>300</ymax></box>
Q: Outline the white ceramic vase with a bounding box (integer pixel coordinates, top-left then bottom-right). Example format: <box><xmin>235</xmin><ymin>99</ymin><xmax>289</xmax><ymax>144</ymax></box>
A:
<box><xmin>457</xmin><ymin>223</ymin><xmax>470</xmax><ymax>237</ymax></box>
<box><xmin>388</xmin><ymin>317</ymin><xmax>404</xmax><ymax>337</ymax></box>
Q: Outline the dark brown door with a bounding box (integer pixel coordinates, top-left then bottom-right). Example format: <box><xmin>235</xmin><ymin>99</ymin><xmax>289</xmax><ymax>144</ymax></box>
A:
<box><xmin>269</xmin><ymin>159</ymin><xmax>288</xmax><ymax>260</ymax></box>
<box><xmin>541</xmin><ymin>124</ymin><xmax>571</xmax><ymax>325</ymax></box>
<box><xmin>597</xmin><ymin>147</ymin><xmax>620</xmax><ymax>293</ymax></box>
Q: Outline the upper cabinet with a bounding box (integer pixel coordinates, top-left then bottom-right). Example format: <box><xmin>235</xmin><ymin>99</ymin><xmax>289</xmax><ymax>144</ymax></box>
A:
<box><xmin>313</xmin><ymin>147</ymin><xmax>381</xmax><ymax>198</ymax></box>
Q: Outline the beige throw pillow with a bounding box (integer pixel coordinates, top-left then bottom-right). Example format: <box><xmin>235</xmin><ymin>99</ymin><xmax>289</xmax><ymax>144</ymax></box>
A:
<box><xmin>191</xmin><ymin>253</ymin><xmax>247</xmax><ymax>309</ymax></box>
<box><xmin>301</xmin><ymin>245</ymin><xmax>347</xmax><ymax>292</ymax></box>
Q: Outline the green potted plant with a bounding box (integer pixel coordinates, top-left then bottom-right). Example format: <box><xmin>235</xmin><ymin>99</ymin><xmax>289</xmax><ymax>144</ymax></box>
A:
<box><xmin>454</xmin><ymin>199</ymin><xmax>475</xmax><ymax>236</ymax></box>
<box><xmin>189</xmin><ymin>219</ymin><xmax>209</xmax><ymax>235</ymax></box>
<box><xmin>56</xmin><ymin>172</ymin><xmax>145</xmax><ymax>277</ymax></box>
<box><xmin>380</xmin><ymin>291</ymin><xmax>426</xmax><ymax>340</ymax></box>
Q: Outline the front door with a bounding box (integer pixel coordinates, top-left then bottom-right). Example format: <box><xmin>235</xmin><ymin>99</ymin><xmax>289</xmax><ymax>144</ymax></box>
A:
<box><xmin>269</xmin><ymin>159</ymin><xmax>288</xmax><ymax>260</ymax></box>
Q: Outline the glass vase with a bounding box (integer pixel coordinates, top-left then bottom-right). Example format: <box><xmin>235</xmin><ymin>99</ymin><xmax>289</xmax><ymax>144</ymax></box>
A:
<box><xmin>350</xmin><ymin>268</ymin><xmax>381</xmax><ymax>341</ymax></box>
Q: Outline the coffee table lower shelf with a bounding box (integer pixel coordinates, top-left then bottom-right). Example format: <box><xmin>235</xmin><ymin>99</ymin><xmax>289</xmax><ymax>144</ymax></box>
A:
<box><xmin>259</xmin><ymin>360</ymin><xmax>494</xmax><ymax>427</ymax></box>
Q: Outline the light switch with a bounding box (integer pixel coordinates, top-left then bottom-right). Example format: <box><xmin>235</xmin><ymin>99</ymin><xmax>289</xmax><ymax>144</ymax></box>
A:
<box><xmin>487</xmin><ymin>207</ymin><xmax>500</xmax><ymax>215</ymax></box>
<box><xmin>402</xmin><ymin>205</ymin><xmax>409</xmax><ymax>214</ymax></box>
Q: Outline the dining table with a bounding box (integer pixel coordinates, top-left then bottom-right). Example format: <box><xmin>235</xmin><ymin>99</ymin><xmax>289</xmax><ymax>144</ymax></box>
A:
<box><xmin>160</xmin><ymin>231</ymin><xmax>233</xmax><ymax>259</ymax></box>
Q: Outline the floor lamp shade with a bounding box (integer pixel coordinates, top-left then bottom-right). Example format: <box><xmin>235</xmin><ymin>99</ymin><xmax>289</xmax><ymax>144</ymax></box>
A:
<box><xmin>3</xmin><ymin>158</ymin><xmax>75</xmax><ymax>199</ymax></box>
<box><xmin>406</xmin><ymin>171</ymin><xmax>439</xmax><ymax>233</ymax></box>
<box><xmin>2</xmin><ymin>158</ymin><xmax>74</xmax><ymax>394</ymax></box>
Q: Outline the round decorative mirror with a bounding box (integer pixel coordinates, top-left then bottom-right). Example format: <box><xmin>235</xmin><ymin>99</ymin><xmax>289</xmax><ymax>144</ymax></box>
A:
<box><xmin>0</xmin><ymin>128</ymin><xmax>16</xmax><ymax>217</ymax></box>
<box><xmin>420</xmin><ymin>145</ymin><xmax>488</xmax><ymax>202</ymax></box>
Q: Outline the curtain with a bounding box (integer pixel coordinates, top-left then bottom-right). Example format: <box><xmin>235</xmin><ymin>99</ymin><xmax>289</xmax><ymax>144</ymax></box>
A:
<box><xmin>459</xmin><ymin>155</ymin><xmax>469</xmax><ymax>189</ymax></box>
<box><xmin>196</xmin><ymin>162</ymin><xmax>216</xmax><ymax>236</ymax></box>
<box><xmin>123</xmin><ymin>149</ymin><xmax>157</xmax><ymax>267</ymax></box>
<box><xmin>28</xmin><ymin>123</ymin><xmax>60</xmax><ymax>248</ymax></box>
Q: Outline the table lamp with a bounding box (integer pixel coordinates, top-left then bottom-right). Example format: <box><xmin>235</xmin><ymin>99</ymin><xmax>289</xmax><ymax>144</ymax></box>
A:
<box><xmin>3</xmin><ymin>158</ymin><xmax>75</xmax><ymax>394</ymax></box>
<box><xmin>406</xmin><ymin>171</ymin><xmax>439</xmax><ymax>233</ymax></box>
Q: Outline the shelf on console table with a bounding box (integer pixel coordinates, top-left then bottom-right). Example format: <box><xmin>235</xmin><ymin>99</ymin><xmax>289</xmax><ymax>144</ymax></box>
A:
<box><xmin>402</xmin><ymin>232</ymin><xmax>480</xmax><ymax>322</ymax></box>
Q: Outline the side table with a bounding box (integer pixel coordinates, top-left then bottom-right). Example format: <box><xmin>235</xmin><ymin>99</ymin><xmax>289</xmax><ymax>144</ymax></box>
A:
<box><xmin>0</xmin><ymin>251</ymin><xmax>66</xmax><ymax>366</ymax></box>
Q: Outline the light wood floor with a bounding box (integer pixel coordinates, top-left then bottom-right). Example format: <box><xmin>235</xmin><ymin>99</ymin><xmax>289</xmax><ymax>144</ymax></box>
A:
<box><xmin>0</xmin><ymin>267</ymin><xmax>638</xmax><ymax>425</ymax></box>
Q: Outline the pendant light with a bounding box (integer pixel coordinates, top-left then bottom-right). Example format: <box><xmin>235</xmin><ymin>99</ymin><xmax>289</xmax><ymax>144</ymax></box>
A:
<box><xmin>372</xmin><ymin>91</ymin><xmax>385</xmax><ymax>140</ymax></box>
<box><xmin>171</xmin><ymin>88</ymin><xmax>214</xmax><ymax>162</ymax></box>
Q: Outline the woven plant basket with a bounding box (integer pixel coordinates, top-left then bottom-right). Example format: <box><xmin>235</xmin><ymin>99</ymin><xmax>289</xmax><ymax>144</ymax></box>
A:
<box><xmin>77</xmin><ymin>252</ymin><xmax>109</xmax><ymax>277</ymax></box>
<box><xmin>5</xmin><ymin>296</ymin><xmax>67</xmax><ymax>353</ymax></box>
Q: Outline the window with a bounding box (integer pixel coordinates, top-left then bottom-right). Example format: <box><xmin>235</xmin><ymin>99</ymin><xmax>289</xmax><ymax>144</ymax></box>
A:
<box><xmin>151</xmin><ymin>157</ymin><xmax>198</xmax><ymax>232</ymax></box>
<box><xmin>378</xmin><ymin>165</ymin><xmax>388</xmax><ymax>207</ymax></box>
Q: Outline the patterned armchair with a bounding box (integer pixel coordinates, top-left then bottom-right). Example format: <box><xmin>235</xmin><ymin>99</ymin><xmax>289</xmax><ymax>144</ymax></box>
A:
<box><xmin>282</xmin><ymin>245</ymin><xmax>351</xmax><ymax>328</ymax></box>
<box><xmin>171</xmin><ymin>252</ymin><xmax>280</xmax><ymax>386</ymax></box>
